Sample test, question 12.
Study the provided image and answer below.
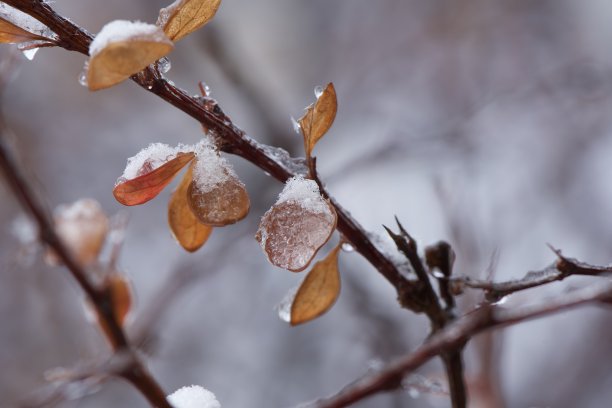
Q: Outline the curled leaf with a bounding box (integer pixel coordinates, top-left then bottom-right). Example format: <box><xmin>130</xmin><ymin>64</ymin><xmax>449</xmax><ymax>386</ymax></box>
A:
<box><xmin>187</xmin><ymin>175</ymin><xmax>250</xmax><ymax>226</ymax></box>
<box><xmin>0</xmin><ymin>16</ymin><xmax>49</xmax><ymax>44</ymax></box>
<box><xmin>51</xmin><ymin>199</ymin><xmax>109</xmax><ymax>267</ymax></box>
<box><xmin>158</xmin><ymin>0</ymin><xmax>222</xmax><ymax>42</ymax></box>
<box><xmin>298</xmin><ymin>83</ymin><xmax>337</xmax><ymax>157</ymax></box>
<box><xmin>291</xmin><ymin>244</ymin><xmax>342</xmax><ymax>325</ymax></box>
<box><xmin>256</xmin><ymin>176</ymin><xmax>337</xmax><ymax>272</ymax></box>
<box><xmin>113</xmin><ymin>152</ymin><xmax>195</xmax><ymax>206</ymax></box>
<box><xmin>168</xmin><ymin>164</ymin><xmax>213</xmax><ymax>251</ymax></box>
<box><xmin>87</xmin><ymin>20</ymin><xmax>173</xmax><ymax>91</ymax></box>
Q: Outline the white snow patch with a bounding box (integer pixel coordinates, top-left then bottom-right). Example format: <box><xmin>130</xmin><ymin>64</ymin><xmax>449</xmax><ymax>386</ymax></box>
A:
<box><xmin>276</xmin><ymin>176</ymin><xmax>328</xmax><ymax>214</ymax></box>
<box><xmin>89</xmin><ymin>20</ymin><xmax>169</xmax><ymax>57</ymax></box>
<box><xmin>120</xmin><ymin>143</ymin><xmax>192</xmax><ymax>181</ymax></box>
<box><xmin>192</xmin><ymin>139</ymin><xmax>238</xmax><ymax>193</ymax></box>
<box><xmin>167</xmin><ymin>385</ymin><xmax>221</xmax><ymax>408</ymax></box>
<box><xmin>0</xmin><ymin>3</ymin><xmax>54</xmax><ymax>39</ymax></box>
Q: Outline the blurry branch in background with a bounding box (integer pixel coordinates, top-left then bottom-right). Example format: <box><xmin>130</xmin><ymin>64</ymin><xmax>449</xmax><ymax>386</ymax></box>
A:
<box><xmin>306</xmin><ymin>280</ymin><xmax>612</xmax><ymax>408</ymax></box>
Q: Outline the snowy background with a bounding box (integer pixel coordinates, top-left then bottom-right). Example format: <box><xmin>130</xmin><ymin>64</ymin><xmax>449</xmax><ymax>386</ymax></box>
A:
<box><xmin>2</xmin><ymin>0</ymin><xmax>612</xmax><ymax>407</ymax></box>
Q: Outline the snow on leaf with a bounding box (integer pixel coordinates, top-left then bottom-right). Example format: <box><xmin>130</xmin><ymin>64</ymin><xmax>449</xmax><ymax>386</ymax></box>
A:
<box><xmin>291</xmin><ymin>244</ymin><xmax>342</xmax><ymax>325</ymax></box>
<box><xmin>168</xmin><ymin>163</ymin><xmax>213</xmax><ymax>251</ymax></box>
<box><xmin>52</xmin><ymin>199</ymin><xmax>109</xmax><ymax>266</ymax></box>
<box><xmin>256</xmin><ymin>176</ymin><xmax>337</xmax><ymax>272</ymax></box>
<box><xmin>186</xmin><ymin>141</ymin><xmax>250</xmax><ymax>226</ymax></box>
<box><xmin>167</xmin><ymin>385</ymin><xmax>221</xmax><ymax>408</ymax></box>
<box><xmin>113</xmin><ymin>152</ymin><xmax>195</xmax><ymax>206</ymax></box>
<box><xmin>298</xmin><ymin>82</ymin><xmax>337</xmax><ymax>157</ymax></box>
<box><xmin>158</xmin><ymin>0</ymin><xmax>222</xmax><ymax>42</ymax></box>
<box><xmin>86</xmin><ymin>20</ymin><xmax>173</xmax><ymax>91</ymax></box>
<box><xmin>0</xmin><ymin>16</ymin><xmax>48</xmax><ymax>44</ymax></box>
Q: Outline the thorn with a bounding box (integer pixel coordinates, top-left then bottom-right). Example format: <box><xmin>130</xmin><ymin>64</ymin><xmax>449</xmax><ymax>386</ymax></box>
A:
<box><xmin>546</xmin><ymin>243</ymin><xmax>563</xmax><ymax>258</ymax></box>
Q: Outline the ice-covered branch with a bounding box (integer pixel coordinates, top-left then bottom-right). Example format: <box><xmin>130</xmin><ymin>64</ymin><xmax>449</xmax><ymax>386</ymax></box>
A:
<box><xmin>302</xmin><ymin>282</ymin><xmax>612</xmax><ymax>408</ymax></box>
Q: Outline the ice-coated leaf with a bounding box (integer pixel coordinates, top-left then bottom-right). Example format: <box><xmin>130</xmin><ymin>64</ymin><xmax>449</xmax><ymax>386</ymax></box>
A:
<box><xmin>158</xmin><ymin>0</ymin><xmax>222</xmax><ymax>42</ymax></box>
<box><xmin>187</xmin><ymin>175</ymin><xmax>250</xmax><ymax>226</ymax></box>
<box><xmin>298</xmin><ymin>82</ymin><xmax>337</xmax><ymax>157</ymax></box>
<box><xmin>291</xmin><ymin>244</ymin><xmax>341</xmax><ymax>325</ymax></box>
<box><xmin>113</xmin><ymin>152</ymin><xmax>195</xmax><ymax>206</ymax></box>
<box><xmin>86</xmin><ymin>20</ymin><xmax>173</xmax><ymax>91</ymax></box>
<box><xmin>106</xmin><ymin>273</ymin><xmax>132</xmax><ymax>325</ymax></box>
<box><xmin>52</xmin><ymin>199</ymin><xmax>109</xmax><ymax>266</ymax></box>
<box><xmin>0</xmin><ymin>16</ymin><xmax>48</xmax><ymax>43</ymax></box>
<box><xmin>256</xmin><ymin>176</ymin><xmax>337</xmax><ymax>272</ymax></box>
<box><xmin>168</xmin><ymin>164</ymin><xmax>213</xmax><ymax>251</ymax></box>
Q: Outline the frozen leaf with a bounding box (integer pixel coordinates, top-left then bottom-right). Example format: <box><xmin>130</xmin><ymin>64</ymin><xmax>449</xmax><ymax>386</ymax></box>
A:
<box><xmin>256</xmin><ymin>176</ymin><xmax>337</xmax><ymax>272</ymax></box>
<box><xmin>168</xmin><ymin>164</ymin><xmax>213</xmax><ymax>251</ymax></box>
<box><xmin>87</xmin><ymin>20</ymin><xmax>173</xmax><ymax>91</ymax></box>
<box><xmin>52</xmin><ymin>199</ymin><xmax>109</xmax><ymax>266</ymax></box>
<box><xmin>114</xmin><ymin>152</ymin><xmax>195</xmax><ymax>206</ymax></box>
<box><xmin>0</xmin><ymin>16</ymin><xmax>48</xmax><ymax>43</ymax></box>
<box><xmin>186</xmin><ymin>141</ymin><xmax>250</xmax><ymax>226</ymax></box>
<box><xmin>187</xmin><ymin>176</ymin><xmax>249</xmax><ymax>226</ymax></box>
<box><xmin>167</xmin><ymin>385</ymin><xmax>221</xmax><ymax>408</ymax></box>
<box><xmin>298</xmin><ymin>82</ymin><xmax>337</xmax><ymax>157</ymax></box>
<box><xmin>158</xmin><ymin>0</ymin><xmax>221</xmax><ymax>42</ymax></box>
<box><xmin>291</xmin><ymin>244</ymin><xmax>341</xmax><ymax>325</ymax></box>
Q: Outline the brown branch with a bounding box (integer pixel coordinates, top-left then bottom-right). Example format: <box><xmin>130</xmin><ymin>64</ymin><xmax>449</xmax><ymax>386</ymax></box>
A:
<box><xmin>450</xmin><ymin>247</ymin><xmax>612</xmax><ymax>302</ymax></box>
<box><xmin>0</xmin><ymin>124</ymin><xmax>172</xmax><ymax>406</ymax></box>
<box><xmin>302</xmin><ymin>282</ymin><xmax>612</xmax><ymax>408</ymax></box>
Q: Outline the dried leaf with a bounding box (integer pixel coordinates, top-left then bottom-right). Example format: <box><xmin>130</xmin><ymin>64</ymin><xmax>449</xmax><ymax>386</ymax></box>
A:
<box><xmin>298</xmin><ymin>83</ymin><xmax>337</xmax><ymax>157</ymax></box>
<box><xmin>291</xmin><ymin>244</ymin><xmax>341</xmax><ymax>325</ymax></box>
<box><xmin>256</xmin><ymin>200</ymin><xmax>337</xmax><ymax>272</ymax></box>
<box><xmin>187</xmin><ymin>174</ymin><xmax>250</xmax><ymax>226</ymax></box>
<box><xmin>87</xmin><ymin>27</ymin><xmax>173</xmax><ymax>91</ymax></box>
<box><xmin>158</xmin><ymin>0</ymin><xmax>222</xmax><ymax>42</ymax></box>
<box><xmin>53</xmin><ymin>199</ymin><xmax>109</xmax><ymax>266</ymax></box>
<box><xmin>0</xmin><ymin>16</ymin><xmax>48</xmax><ymax>44</ymax></box>
<box><xmin>107</xmin><ymin>274</ymin><xmax>132</xmax><ymax>325</ymax></box>
<box><xmin>114</xmin><ymin>152</ymin><xmax>195</xmax><ymax>206</ymax></box>
<box><xmin>168</xmin><ymin>164</ymin><xmax>213</xmax><ymax>251</ymax></box>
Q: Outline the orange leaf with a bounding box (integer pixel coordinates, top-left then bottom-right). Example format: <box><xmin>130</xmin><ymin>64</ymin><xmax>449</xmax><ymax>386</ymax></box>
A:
<box><xmin>168</xmin><ymin>164</ymin><xmax>213</xmax><ymax>251</ymax></box>
<box><xmin>298</xmin><ymin>83</ymin><xmax>337</xmax><ymax>157</ymax></box>
<box><xmin>113</xmin><ymin>152</ymin><xmax>195</xmax><ymax>206</ymax></box>
<box><xmin>256</xmin><ymin>200</ymin><xmax>337</xmax><ymax>272</ymax></box>
<box><xmin>87</xmin><ymin>21</ymin><xmax>173</xmax><ymax>91</ymax></box>
<box><xmin>0</xmin><ymin>16</ymin><xmax>48</xmax><ymax>44</ymax></box>
<box><xmin>158</xmin><ymin>0</ymin><xmax>222</xmax><ymax>42</ymax></box>
<box><xmin>291</xmin><ymin>244</ymin><xmax>342</xmax><ymax>325</ymax></box>
<box><xmin>107</xmin><ymin>274</ymin><xmax>132</xmax><ymax>325</ymax></box>
<box><xmin>187</xmin><ymin>174</ymin><xmax>250</xmax><ymax>226</ymax></box>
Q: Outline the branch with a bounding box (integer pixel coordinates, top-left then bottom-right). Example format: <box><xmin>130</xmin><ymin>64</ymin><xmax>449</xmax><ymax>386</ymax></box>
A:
<box><xmin>0</xmin><ymin>123</ymin><xmax>172</xmax><ymax>407</ymax></box>
<box><xmin>450</xmin><ymin>247</ymin><xmax>612</xmax><ymax>301</ymax></box>
<box><xmin>303</xmin><ymin>282</ymin><xmax>612</xmax><ymax>408</ymax></box>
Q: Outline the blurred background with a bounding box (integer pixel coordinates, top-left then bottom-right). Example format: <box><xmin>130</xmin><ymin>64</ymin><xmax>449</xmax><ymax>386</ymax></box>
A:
<box><xmin>2</xmin><ymin>0</ymin><xmax>612</xmax><ymax>407</ymax></box>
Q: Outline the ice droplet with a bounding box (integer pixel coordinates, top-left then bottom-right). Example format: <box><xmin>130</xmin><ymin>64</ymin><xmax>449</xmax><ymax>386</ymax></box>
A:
<box><xmin>78</xmin><ymin>62</ymin><xmax>89</xmax><ymax>87</ymax></box>
<box><xmin>341</xmin><ymin>242</ymin><xmax>355</xmax><ymax>253</ymax></box>
<box><xmin>314</xmin><ymin>85</ymin><xmax>323</xmax><ymax>99</ymax></box>
<box><xmin>276</xmin><ymin>286</ymin><xmax>299</xmax><ymax>323</ymax></box>
<box><xmin>291</xmin><ymin>116</ymin><xmax>301</xmax><ymax>134</ymax></box>
<box><xmin>20</xmin><ymin>48</ymin><xmax>38</xmax><ymax>60</ymax></box>
<box><xmin>157</xmin><ymin>56</ymin><xmax>171</xmax><ymax>73</ymax></box>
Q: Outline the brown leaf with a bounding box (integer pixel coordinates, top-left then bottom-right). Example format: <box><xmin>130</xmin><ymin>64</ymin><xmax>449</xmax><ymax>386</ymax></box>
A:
<box><xmin>168</xmin><ymin>164</ymin><xmax>213</xmax><ymax>251</ymax></box>
<box><xmin>298</xmin><ymin>83</ymin><xmax>337</xmax><ymax>157</ymax></box>
<box><xmin>158</xmin><ymin>0</ymin><xmax>222</xmax><ymax>42</ymax></box>
<box><xmin>0</xmin><ymin>16</ymin><xmax>48</xmax><ymax>44</ymax></box>
<box><xmin>187</xmin><ymin>174</ymin><xmax>250</xmax><ymax>226</ymax></box>
<box><xmin>256</xmin><ymin>200</ymin><xmax>337</xmax><ymax>272</ymax></box>
<box><xmin>87</xmin><ymin>28</ymin><xmax>173</xmax><ymax>91</ymax></box>
<box><xmin>52</xmin><ymin>199</ymin><xmax>109</xmax><ymax>266</ymax></box>
<box><xmin>107</xmin><ymin>274</ymin><xmax>132</xmax><ymax>325</ymax></box>
<box><xmin>291</xmin><ymin>244</ymin><xmax>342</xmax><ymax>325</ymax></box>
<box><xmin>114</xmin><ymin>152</ymin><xmax>195</xmax><ymax>206</ymax></box>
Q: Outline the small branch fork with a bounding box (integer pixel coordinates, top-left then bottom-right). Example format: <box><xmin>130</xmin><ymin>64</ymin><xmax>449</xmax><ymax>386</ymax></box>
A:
<box><xmin>2</xmin><ymin>2</ymin><xmax>612</xmax><ymax>408</ymax></box>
